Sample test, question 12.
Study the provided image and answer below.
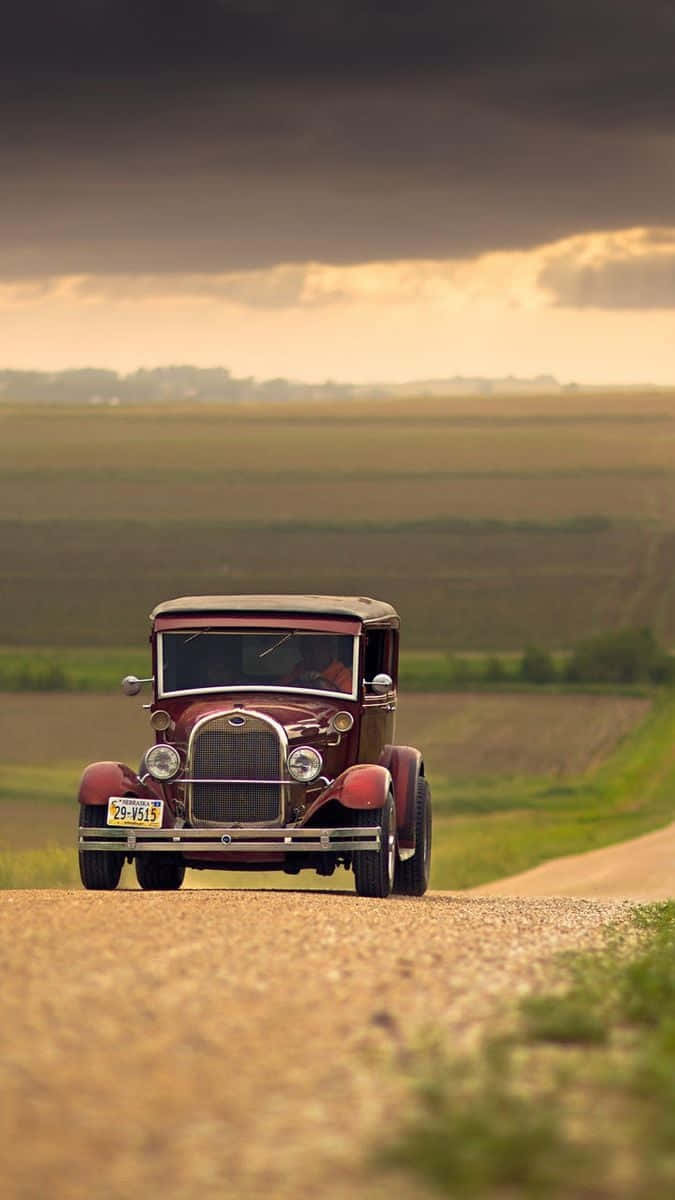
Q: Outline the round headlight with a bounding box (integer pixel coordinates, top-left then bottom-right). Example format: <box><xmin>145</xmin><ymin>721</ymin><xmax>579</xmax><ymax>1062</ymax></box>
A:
<box><xmin>145</xmin><ymin>744</ymin><xmax>181</xmax><ymax>781</ymax></box>
<box><xmin>331</xmin><ymin>711</ymin><xmax>354</xmax><ymax>733</ymax></box>
<box><xmin>287</xmin><ymin>746</ymin><xmax>323</xmax><ymax>783</ymax></box>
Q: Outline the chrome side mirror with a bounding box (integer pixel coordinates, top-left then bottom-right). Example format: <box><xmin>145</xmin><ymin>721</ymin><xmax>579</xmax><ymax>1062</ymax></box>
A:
<box><xmin>122</xmin><ymin>675</ymin><xmax>153</xmax><ymax>697</ymax></box>
<box><xmin>366</xmin><ymin>673</ymin><xmax>393</xmax><ymax>695</ymax></box>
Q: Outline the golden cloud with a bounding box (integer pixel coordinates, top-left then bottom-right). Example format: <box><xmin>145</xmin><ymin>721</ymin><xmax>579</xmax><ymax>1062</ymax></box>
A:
<box><xmin>2</xmin><ymin>227</ymin><xmax>675</xmax><ymax>316</ymax></box>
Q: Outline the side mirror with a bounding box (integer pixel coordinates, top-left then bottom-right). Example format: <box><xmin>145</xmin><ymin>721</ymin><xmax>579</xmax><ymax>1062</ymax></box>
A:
<box><xmin>366</xmin><ymin>673</ymin><xmax>393</xmax><ymax>695</ymax></box>
<box><xmin>121</xmin><ymin>675</ymin><xmax>153</xmax><ymax>696</ymax></box>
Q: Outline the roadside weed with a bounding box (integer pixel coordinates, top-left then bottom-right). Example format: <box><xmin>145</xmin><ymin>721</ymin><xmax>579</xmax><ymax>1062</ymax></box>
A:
<box><xmin>383</xmin><ymin>903</ymin><xmax>675</xmax><ymax>1197</ymax></box>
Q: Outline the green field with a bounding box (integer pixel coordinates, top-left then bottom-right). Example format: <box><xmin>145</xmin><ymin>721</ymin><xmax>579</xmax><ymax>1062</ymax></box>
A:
<box><xmin>2</xmin><ymin>393</ymin><xmax>675</xmax><ymax>649</ymax></box>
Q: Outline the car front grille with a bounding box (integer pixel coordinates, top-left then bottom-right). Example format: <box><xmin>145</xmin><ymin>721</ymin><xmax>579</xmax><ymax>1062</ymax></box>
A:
<box><xmin>188</xmin><ymin>713</ymin><xmax>285</xmax><ymax>825</ymax></box>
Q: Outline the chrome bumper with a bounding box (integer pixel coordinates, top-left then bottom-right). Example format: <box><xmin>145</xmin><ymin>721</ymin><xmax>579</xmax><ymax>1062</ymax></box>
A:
<box><xmin>78</xmin><ymin>825</ymin><xmax>381</xmax><ymax>854</ymax></box>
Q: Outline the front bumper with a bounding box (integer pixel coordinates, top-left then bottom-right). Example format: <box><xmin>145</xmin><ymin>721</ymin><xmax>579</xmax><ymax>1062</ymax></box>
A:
<box><xmin>78</xmin><ymin>824</ymin><xmax>381</xmax><ymax>854</ymax></box>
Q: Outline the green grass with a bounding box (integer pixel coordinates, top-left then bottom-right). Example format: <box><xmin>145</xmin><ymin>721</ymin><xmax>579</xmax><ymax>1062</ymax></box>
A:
<box><xmin>0</xmin><ymin>766</ymin><xmax>81</xmax><ymax>880</ymax></box>
<box><xmin>0</xmin><ymin>847</ymin><xmax>80</xmax><ymax>889</ymax></box>
<box><xmin>0</xmin><ymin>763</ymin><xmax>81</xmax><ymax>807</ymax></box>
<box><xmin>429</xmin><ymin>692</ymin><xmax>675</xmax><ymax>888</ymax></box>
<box><xmin>383</xmin><ymin>903</ymin><xmax>675</xmax><ymax>1198</ymax></box>
<box><xmin>0</xmin><ymin>646</ymin><xmax>149</xmax><ymax>691</ymax></box>
<box><xmin>0</xmin><ymin>765</ymin><xmax>81</xmax><ymax>888</ymax></box>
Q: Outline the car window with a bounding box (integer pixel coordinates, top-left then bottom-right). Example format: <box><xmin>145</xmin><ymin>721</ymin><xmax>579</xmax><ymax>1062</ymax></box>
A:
<box><xmin>159</xmin><ymin>631</ymin><xmax>356</xmax><ymax>697</ymax></box>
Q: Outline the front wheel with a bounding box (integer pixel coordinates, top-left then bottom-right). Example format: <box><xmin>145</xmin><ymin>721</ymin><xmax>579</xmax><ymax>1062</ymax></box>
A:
<box><xmin>78</xmin><ymin>803</ymin><xmax>124</xmax><ymax>891</ymax></box>
<box><xmin>393</xmin><ymin>777</ymin><xmax>432</xmax><ymax>896</ymax></box>
<box><xmin>353</xmin><ymin>792</ymin><xmax>396</xmax><ymax>898</ymax></box>
<box><xmin>135</xmin><ymin>854</ymin><xmax>185</xmax><ymax>891</ymax></box>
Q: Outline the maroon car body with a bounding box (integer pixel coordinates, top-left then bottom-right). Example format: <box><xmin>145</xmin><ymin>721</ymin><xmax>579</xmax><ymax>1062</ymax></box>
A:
<box><xmin>78</xmin><ymin>595</ymin><xmax>432</xmax><ymax>897</ymax></box>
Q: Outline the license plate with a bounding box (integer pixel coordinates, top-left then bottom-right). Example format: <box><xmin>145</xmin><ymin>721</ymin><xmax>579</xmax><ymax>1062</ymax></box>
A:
<box><xmin>107</xmin><ymin>798</ymin><xmax>164</xmax><ymax>828</ymax></box>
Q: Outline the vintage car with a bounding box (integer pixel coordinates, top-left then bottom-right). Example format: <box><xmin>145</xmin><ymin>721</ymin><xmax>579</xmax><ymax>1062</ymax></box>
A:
<box><xmin>78</xmin><ymin>595</ymin><xmax>432</xmax><ymax>897</ymax></box>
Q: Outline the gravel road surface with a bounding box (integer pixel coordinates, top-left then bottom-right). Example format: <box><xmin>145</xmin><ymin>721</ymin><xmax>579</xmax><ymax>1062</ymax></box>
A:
<box><xmin>0</xmin><ymin>889</ymin><xmax>632</xmax><ymax>1200</ymax></box>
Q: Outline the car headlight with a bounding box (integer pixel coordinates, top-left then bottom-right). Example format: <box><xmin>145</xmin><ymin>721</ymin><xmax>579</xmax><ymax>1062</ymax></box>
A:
<box><xmin>287</xmin><ymin>746</ymin><xmax>323</xmax><ymax>783</ymax></box>
<box><xmin>144</xmin><ymin>744</ymin><xmax>181</xmax><ymax>781</ymax></box>
<box><xmin>331</xmin><ymin>711</ymin><xmax>354</xmax><ymax>733</ymax></box>
<box><xmin>150</xmin><ymin>709</ymin><xmax>172</xmax><ymax>732</ymax></box>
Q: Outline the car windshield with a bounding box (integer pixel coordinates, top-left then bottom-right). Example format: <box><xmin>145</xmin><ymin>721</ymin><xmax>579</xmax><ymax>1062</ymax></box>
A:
<box><xmin>159</xmin><ymin>630</ymin><xmax>357</xmax><ymax>697</ymax></box>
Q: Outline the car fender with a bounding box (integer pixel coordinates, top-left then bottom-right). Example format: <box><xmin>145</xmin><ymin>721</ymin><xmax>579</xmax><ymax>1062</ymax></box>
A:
<box><xmin>78</xmin><ymin>761</ymin><xmax>162</xmax><ymax>808</ymax></box>
<box><xmin>378</xmin><ymin>745</ymin><xmax>424</xmax><ymax>850</ymax></box>
<box><xmin>302</xmin><ymin>764</ymin><xmax>393</xmax><ymax>824</ymax></box>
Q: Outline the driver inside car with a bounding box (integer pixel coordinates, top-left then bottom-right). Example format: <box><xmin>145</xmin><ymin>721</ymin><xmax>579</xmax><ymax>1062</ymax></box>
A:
<box><xmin>284</xmin><ymin>637</ymin><xmax>352</xmax><ymax>692</ymax></box>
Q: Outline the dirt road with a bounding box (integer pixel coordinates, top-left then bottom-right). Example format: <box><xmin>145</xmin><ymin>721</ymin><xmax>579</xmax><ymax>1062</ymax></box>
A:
<box><xmin>0</xmin><ymin>889</ymin><xmax>630</xmax><ymax>1200</ymax></box>
<box><xmin>469</xmin><ymin>820</ymin><xmax>675</xmax><ymax>901</ymax></box>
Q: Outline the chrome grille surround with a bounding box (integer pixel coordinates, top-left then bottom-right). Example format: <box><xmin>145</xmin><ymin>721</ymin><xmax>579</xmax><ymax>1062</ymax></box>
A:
<box><xmin>187</xmin><ymin>710</ymin><xmax>288</xmax><ymax>826</ymax></box>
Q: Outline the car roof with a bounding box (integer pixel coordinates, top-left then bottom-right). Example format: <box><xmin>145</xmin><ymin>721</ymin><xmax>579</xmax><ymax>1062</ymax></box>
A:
<box><xmin>150</xmin><ymin>594</ymin><xmax>398</xmax><ymax>624</ymax></box>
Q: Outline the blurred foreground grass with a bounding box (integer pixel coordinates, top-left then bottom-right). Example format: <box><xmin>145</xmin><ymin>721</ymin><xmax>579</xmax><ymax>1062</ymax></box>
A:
<box><xmin>383</xmin><ymin>902</ymin><xmax>675</xmax><ymax>1197</ymax></box>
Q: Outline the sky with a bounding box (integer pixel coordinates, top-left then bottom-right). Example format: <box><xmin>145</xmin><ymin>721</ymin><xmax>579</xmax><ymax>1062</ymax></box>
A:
<box><xmin>2</xmin><ymin>1</ymin><xmax>675</xmax><ymax>383</ymax></box>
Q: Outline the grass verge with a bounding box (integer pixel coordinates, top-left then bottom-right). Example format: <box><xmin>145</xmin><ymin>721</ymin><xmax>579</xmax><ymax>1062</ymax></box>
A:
<box><xmin>0</xmin><ymin>846</ymin><xmax>80</xmax><ymax>889</ymax></box>
<box><xmin>429</xmin><ymin>692</ymin><xmax>675</xmax><ymax>888</ymax></box>
<box><xmin>382</xmin><ymin>902</ymin><xmax>675</xmax><ymax>1198</ymax></box>
<box><xmin>0</xmin><ymin>766</ymin><xmax>80</xmax><ymax>886</ymax></box>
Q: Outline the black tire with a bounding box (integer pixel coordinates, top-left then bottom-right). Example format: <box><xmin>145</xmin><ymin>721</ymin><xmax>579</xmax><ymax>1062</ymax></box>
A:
<box><xmin>393</xmin><ymin>776</ymin><xmax>432</xmax><ymax>896</ymax></box>
<box><xmin>135</xmin><ymin>854</ymin><xmax>185</xmax><ymax>891</ymax></box>
<box><xmin>353</xmin><ymin>792</ymin><xmax>396</xmax><ymax>898</ymax></box>
<box><xmin>78</xmin><ymin>803</ymin><xmax>124</xmax><ymax>891</ymax></box>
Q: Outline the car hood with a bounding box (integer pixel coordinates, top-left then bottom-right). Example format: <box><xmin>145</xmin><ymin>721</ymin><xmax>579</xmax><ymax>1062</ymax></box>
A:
<box><xmin>169</xmin><ymin>694</ymin><xmax>350</xmax><ymax>743</ymax></box>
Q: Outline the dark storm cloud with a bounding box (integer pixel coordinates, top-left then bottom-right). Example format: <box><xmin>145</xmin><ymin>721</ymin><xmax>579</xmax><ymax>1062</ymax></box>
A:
<box><xmin>2</xmin><ymin>2</ymin><xmax>675</xmax><ymax>277</ymax></box>
<box><xmin>4</xmin><ymin>2</ymin><xmax>675</xmax><ymax>111</ymax></box>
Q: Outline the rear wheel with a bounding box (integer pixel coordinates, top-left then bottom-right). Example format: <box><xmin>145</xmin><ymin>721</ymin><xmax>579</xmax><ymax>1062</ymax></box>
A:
<box><xmin>353</xmin><ymin>792</ymin><xmax>396</xmax><ymax>898</ymax></box>
<box><xmin>78</xmin><ymin>803</ymin><xmax>124</xmax><ymax>891</ymax></box>
<box><xmin>393</xmin><ymin>777</ymin><xmax>432</xmax><ymax>896</ymax></box>
<box><xmin>135</xmin><ymin>854</ymin><xmax>185</xmax><ymax>891</ymax></box>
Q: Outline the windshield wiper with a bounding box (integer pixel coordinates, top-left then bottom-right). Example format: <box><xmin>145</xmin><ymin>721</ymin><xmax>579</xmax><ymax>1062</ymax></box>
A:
<box><xmin>184</xmin><ymin>628</ymin><xmax>211</xmax><ymax>644</ymax></box>
<box><xmin>258</xmin><ymin>632</ymin><xmax>294</xmax><ymax>659</ymax></box>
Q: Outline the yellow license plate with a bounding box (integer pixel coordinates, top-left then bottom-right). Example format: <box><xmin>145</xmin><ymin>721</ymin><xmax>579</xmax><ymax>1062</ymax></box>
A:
<box><xmin>107</xmin><ymin>798</ymin><xmax>164</xmax><ymax>828</ymax></box>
